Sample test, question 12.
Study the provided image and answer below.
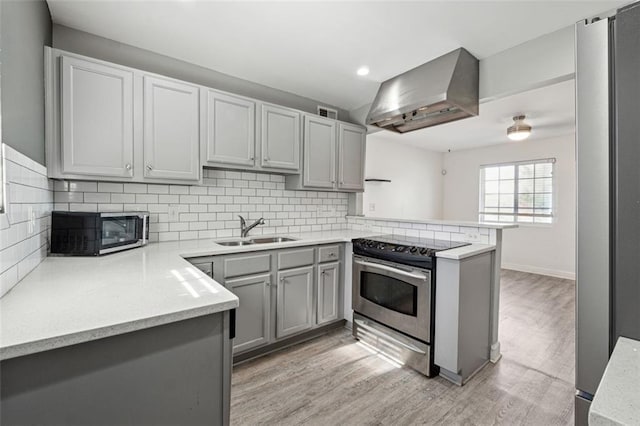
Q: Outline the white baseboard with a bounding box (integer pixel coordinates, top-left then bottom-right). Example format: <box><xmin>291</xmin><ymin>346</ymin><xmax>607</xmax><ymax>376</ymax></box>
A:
<box><xmin>501</xmin><ymin>263</ymin><xmax>575</xmax><ymax>280</ymax></box>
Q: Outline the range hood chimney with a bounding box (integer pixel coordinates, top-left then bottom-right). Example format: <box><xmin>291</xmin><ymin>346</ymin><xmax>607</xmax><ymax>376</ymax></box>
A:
<box><xmin>366</xmin><ymin>48</ymin><xmax>479</xmax><ymax>133</ymax></box>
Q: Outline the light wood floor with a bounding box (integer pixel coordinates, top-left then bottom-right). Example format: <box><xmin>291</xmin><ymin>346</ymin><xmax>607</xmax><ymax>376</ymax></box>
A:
<box><xmin>231</xmin><ymin>269</ymin><xmax>576</xmax><ymax>425</ymax></box>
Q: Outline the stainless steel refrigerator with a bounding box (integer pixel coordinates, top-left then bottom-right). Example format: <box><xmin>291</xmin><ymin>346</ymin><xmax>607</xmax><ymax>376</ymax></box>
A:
<box><xmin>576</xmin><ymin>2</ymin><xmax>640</xmax><ymax>424</ymax></box>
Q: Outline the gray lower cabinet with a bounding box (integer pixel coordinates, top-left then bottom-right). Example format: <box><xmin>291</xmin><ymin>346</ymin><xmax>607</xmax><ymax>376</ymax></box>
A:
<box><xmin>317</xmin><ymin>262</ymin><xmax>340</xmax><ymax>324</ymax></box>
<box><xmin>227</xmin><ymin>273</ymin><xmax>271</xmax><ymax>353</ymax></box>
<box><xmin>0</xmin><ymin>312</ymin><xmax>233</xmax><ymax>426</ymax></box>
<box><xmin>199</xmin><ymin>244</ymin><xmax>344</xmax><ymax>357</ymax></box>
<box><xmin>276</xmin><ymin>266</ymin><xmax>314</xmax><ymax>338</ymax></box>
<box><xmin>434</xmin><ymin>251</ymin><xmax>493</xmax><ymax>385</ymax></box>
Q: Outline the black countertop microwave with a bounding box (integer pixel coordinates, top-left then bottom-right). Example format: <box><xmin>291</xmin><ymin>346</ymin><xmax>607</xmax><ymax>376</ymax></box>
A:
<box><xmin>51</xmin><ymin>211</ymin><xmax>149</xmax><ymax>256</ymax></box>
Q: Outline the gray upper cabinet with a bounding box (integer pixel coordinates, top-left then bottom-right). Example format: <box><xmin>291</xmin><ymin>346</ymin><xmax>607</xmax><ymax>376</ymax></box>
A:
<box><xmin>276</xmin><ymin>266</ymin><xmax>314</xmax><ymax>338</ymax></box>
<box><xmin>337</xmin><ymin>123</ymin><xmax>366</xmax><ymax>191</ymax></box>
<box><xmin>60</xmin><ymin>55</ymin><xmax>134</xmax><ymax>179</ymax></box>
<box><xmin>205</xmin><ymin>90</ymin><xmax>256</xmax><ymax>167</ymax></box>
<box><xmin>286</xmin><ymin>114</ymin><xmax>366</xmax><ymax>192</ymax></box>
<box><xmin>260</xmin><ymin>104</ymin><xmax>300</xmax><ymax>172</ymax></box>
<box><xmin>143</xmin><ymin>76</ymin><xmax>200</xmax><ymax>181</ymax></box>
<box><xmin>303</xmin><ymin>115</ymin><xmax>337</xmax><ymax>189</ymax></box>
<box><xmin>317</xmin><ymin>261</ymin><xmax>340</xmax><ymax>325</ymax></box>
<box><xmin>227</xmin><ymin>273</ymin><xmax>271</xmax><ymax>353</ymax></box>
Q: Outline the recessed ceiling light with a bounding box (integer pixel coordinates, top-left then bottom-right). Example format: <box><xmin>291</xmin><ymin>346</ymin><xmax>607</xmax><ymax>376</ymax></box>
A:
<box><xmin>507</xmin><ymin>115</ymin><xmax>532</xmax><ymax>141</ymax></box>
<box><xmin>357</xmin><ymin>66</ymin><xmax>370</xmax><ymax>76</ymax></box>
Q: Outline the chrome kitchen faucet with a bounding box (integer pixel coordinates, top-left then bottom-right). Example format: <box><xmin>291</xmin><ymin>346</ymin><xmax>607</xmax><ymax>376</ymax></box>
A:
<box><xmin>239</xmin><ymin>215</ymin><xmax>265</xmax><ymax>238</ymax></box>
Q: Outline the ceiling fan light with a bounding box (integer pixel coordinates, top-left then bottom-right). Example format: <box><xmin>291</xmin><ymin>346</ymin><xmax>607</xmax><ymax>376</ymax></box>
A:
<box><xmin>507</xmin><ymin>115</ymin><xmax>532</xmax><ymax>141</ymax></box>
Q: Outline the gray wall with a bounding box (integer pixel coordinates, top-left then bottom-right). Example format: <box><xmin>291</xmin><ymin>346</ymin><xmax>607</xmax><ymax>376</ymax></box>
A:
<box><xmin>52</xmin><ymin>24</ymin><xmax>351</xmax><ymax>120</ymax></box>
<box><xmin>1</xmin><ymin>0</ymin><xmax>52</xmax><ymax>165</ymax></box>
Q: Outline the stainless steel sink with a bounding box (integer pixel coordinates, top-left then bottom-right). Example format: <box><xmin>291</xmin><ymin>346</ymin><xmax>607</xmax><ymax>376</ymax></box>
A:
<box><xmin>249</xmin><ymin>237</ymin><xmax>298</xmax><ymax>244</ymax></box>
<box><xmin>216</xmin><ymin>240</ymin><xmax>255</xmax><ymax>247</ymax></box>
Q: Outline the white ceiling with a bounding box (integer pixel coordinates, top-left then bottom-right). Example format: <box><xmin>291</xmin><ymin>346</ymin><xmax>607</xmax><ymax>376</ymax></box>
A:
<box><xmin>46</xmin><ymin>0</ymin><xmax>624</xmax><ymax>111</ymax></box>
<box><xmin>368</xmin><ymin>78</ymin><xmax>576</xmax><ymax>152</ymax></box>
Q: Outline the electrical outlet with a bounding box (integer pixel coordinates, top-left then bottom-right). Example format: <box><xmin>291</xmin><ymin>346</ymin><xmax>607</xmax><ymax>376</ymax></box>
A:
<box><xmin>168</xmin><ymin>205</ymin><xmax>179</xmax><ymax>223</ymax></box>
<box><xmin>27</xmin><ymin>206</ymin><xmax>35</xmax><ymax>235</ymax></box>
<box><xmin>369</xmin><ymin>203</ymin><xmax>376</xmax><ymax>212</ymax></box>
<box><xmin>464</xmin><ymin>232</ymin><xmax>481</xmax><ymax>243</ymax></box>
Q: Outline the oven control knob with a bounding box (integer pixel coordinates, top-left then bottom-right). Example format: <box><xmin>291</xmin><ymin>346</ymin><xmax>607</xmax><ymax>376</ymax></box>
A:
<box><xmin>376</xmin><ymin>243</ymin><xmax>386</xmax><ymax>250</ymax></box>
<box><xmin>419</xmin><ymin>248</ymin><xmax>429</xmax><ymax>255</ymax></box>
<box><xmin>409</xmin><ymin>247</ymin><xmax>418</xmax><ymax>253</ymax></box>
<box><xmin>394</xmin><ymin>246</ymin><xmax>405</xmax><ymax>252</ymax></box>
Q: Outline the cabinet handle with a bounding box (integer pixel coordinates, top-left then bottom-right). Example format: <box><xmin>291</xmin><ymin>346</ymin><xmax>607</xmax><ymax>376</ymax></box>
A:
<box><xmin>146</xmin><ymin>165</ymin><xmax>153</xmax><ymax>171</ymax></box>
<box><xmin>264</xmin><ymin>157</ymin><xmax>270</xmax><ymax>162</ymax></box>
<box><xmin>250</xmin><ymin>156</ymin><xmax>255</xmax><ymax>161</ymax></box>
<box><xmin>265</xmin><ymin>282</ymin><xmax>271</xmax><ymax>287</ymax></box>
<box><xmin>280</xmin><ymin>277</ymin><xmax>285</xmax><ymax>284</ymax></box>
<box><xmin>331</xmin><ymin>180</ymin><xmax>336</xmax><ymax>184</ymax></box>
<box><xmin>329</xmin><ymin>252</ymin><xmax>336</xmax><ymax>257</ymax></box>
<box><xmin>125</xmin><ymin>163</ymin><xmax>132</xmax><ymax>171</ymax></box>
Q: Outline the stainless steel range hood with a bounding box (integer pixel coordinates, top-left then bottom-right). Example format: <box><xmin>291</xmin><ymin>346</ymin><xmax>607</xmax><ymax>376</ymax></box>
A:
<box><xmin>366</xmin><ymin>48</ymin><xmax>479</xmax><ymax>133</ymax></box>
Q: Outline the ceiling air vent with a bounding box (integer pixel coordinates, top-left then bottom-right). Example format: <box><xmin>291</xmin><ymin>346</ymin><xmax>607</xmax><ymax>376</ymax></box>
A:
<box><xmin>317</xmin><ymin>106</ymin><xmax>338</xmax><ymax>120</ymax></box>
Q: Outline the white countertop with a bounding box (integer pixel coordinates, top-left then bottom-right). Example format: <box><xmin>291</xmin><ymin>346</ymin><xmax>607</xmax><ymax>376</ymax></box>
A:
<box><xmin>0</xmin><ymin>229</ymin><xmax>494</xmax><ymax>360</ymax></box>
<box><xmin>0</xmin><ymin>230</ymin><xmax>373</xmax><ymax>360</ymax></box>
<box><xmin>590</xmin><ymin>337</ymin><xmax>640</xmax><ymax>426</ymax></box>
<box><xmin>436</xmin><ymin>244</ymin><xmax>496</xmax><ymax>260</ymax></box>
<box><xmin>347</xmin><ymin>215</ymin><xmax>519</xmax><ymax>230</ymax></box>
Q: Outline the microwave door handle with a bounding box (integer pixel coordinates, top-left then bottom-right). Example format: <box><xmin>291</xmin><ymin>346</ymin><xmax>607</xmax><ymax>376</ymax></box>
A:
<box><xmin>137</xmin><ymin>215</ymin><xmax>148</xmax><ymax>244</ymax></box>
<box><xmin>354</xmin><ymin>259</ymin><xmax>429</xmax><ymax>281</ymax></box>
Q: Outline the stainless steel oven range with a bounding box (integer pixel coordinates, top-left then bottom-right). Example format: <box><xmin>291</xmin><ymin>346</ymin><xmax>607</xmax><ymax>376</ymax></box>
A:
<box><xmin>352</xmin><ymin>236</ymin><xmax>469</xmax><ymax>377</ymax></box>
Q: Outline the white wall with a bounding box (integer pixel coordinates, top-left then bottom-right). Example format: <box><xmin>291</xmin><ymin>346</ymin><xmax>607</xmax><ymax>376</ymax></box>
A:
<box><xmin>442</xmin><ymin>134</ymin><xmax>576</xmax><ymax>279</ymax></box>
<box><xmin>363</xmin><ymin>135</ymin><xmax>444</xmax><ymax>220</ymax></box>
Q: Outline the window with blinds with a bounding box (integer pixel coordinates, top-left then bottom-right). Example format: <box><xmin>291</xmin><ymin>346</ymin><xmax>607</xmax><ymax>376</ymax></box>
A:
<box><xmin>479</xmin><ymin>159</ymin><xmax>554</xmax><ymax>224</ymax></box>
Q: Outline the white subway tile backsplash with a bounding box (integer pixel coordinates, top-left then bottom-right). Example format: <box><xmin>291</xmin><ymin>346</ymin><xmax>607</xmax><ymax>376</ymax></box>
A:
<box><xmin>111</xmin><ymin>193</ymin><xmax>136</xmax><ymax>204</ymax></box>
<box><xmin>124</xmin><ymin>183</ymin><xmax>148</xmax><ymax>194</ymax></box>
<box><xmin>346</xmin><ymin>217</ymin><xmax>497</xmax><ymax>248</ymax></box>
<box><xmin>68</xmin><ymin>181</ymin><xmax>97</xmax><ymax>192</ymax></box>
<box><xmin>98</xmin><ymin>182</ymin><xmax>123</xmax><ymax>193</ymax></box>
<box><xmin>55</xmin><ymin>171</ymin><xmax>349</xmax><ymax>242</ymax></box>
<box><xmin>1</xmin><ymin>146</ymin><xmax>53</xmax><ymax>297</ymax></box>
<box><xmin>84</xmin><ymin>192</ymin><xmax>111</xmax><ymax>203</ymax></box>
<box><xmin>148</xmin><ymin>185</ymin><xmax>169</xmax><ymax>194</ymax></box>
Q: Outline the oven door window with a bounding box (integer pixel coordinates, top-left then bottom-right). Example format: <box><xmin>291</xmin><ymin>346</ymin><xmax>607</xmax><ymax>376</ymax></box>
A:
<box><xmin>101</xmin><ymin>216</ymin><xmax>140</xmax><ymax>249</ymax></box>
<box><xmin>360</xmin><ymin>272</ymin><xmax>418</xmax><ymax>316</ymax></box>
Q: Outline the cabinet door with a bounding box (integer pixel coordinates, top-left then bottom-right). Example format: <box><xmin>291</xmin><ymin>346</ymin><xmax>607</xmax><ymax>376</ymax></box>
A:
<box><xmin>303</xmin><ymin>115</ymin><xmax>336</xmax><ymax>189</ymax></box>
<box><xmin>61</xmin><ymin>55</ymin><xmax>134</xmax><ymax>178</ymax></box>
<box><xmin>276</xmin><ymin>266</ymin><xmax>314</xmax><ymax>338</ymax></box>
<box><xmin>317</xmin><ymin>262</ymin><xmax>340</xmax><ymax>325</ymax></box>
<box><xmin>143</xmin><ymin>76</ymin><xmax>200</xmax><ymax>181</ymax></box>
<box><xmin>206</xmin><ymin>91</ymin><xmax>255</xmax><ymax>166</ymax></box>
<box><xmin>227</xmin><ymin>273</ymin><xmax>271</xmax><ymax>353</ymax></box>
<box><xmin>261</xmin><ymin>104</ymin><xmax>300</xmax><ymax>171</ymax></box>
<box><xmin>337</xmin><ymin>123</ymin><xmax>366</xmax><ymax>191</ymax></box>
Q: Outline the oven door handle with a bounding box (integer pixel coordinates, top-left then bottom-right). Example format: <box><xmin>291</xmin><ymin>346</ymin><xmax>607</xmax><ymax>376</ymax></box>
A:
<box><xmin>354</xmin><ymin>259</ymin><xmax>429</xmax><ymax>281</ymax></box>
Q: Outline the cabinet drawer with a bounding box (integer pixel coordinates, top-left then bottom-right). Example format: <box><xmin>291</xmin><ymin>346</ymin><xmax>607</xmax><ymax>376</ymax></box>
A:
<box><xmin>224</xmin><ymin>253</ymin><xmax>271</xmax><ymax>278</ymax></box>
<box><xmin>278</xmin><ymin>248</ymin><xmax>315</xmax><ymax>270</ymax></box>
<box><xmin>318</xmin><ymin>245</ymin><xmax>340</xmax><ymax>263</ymax></box>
